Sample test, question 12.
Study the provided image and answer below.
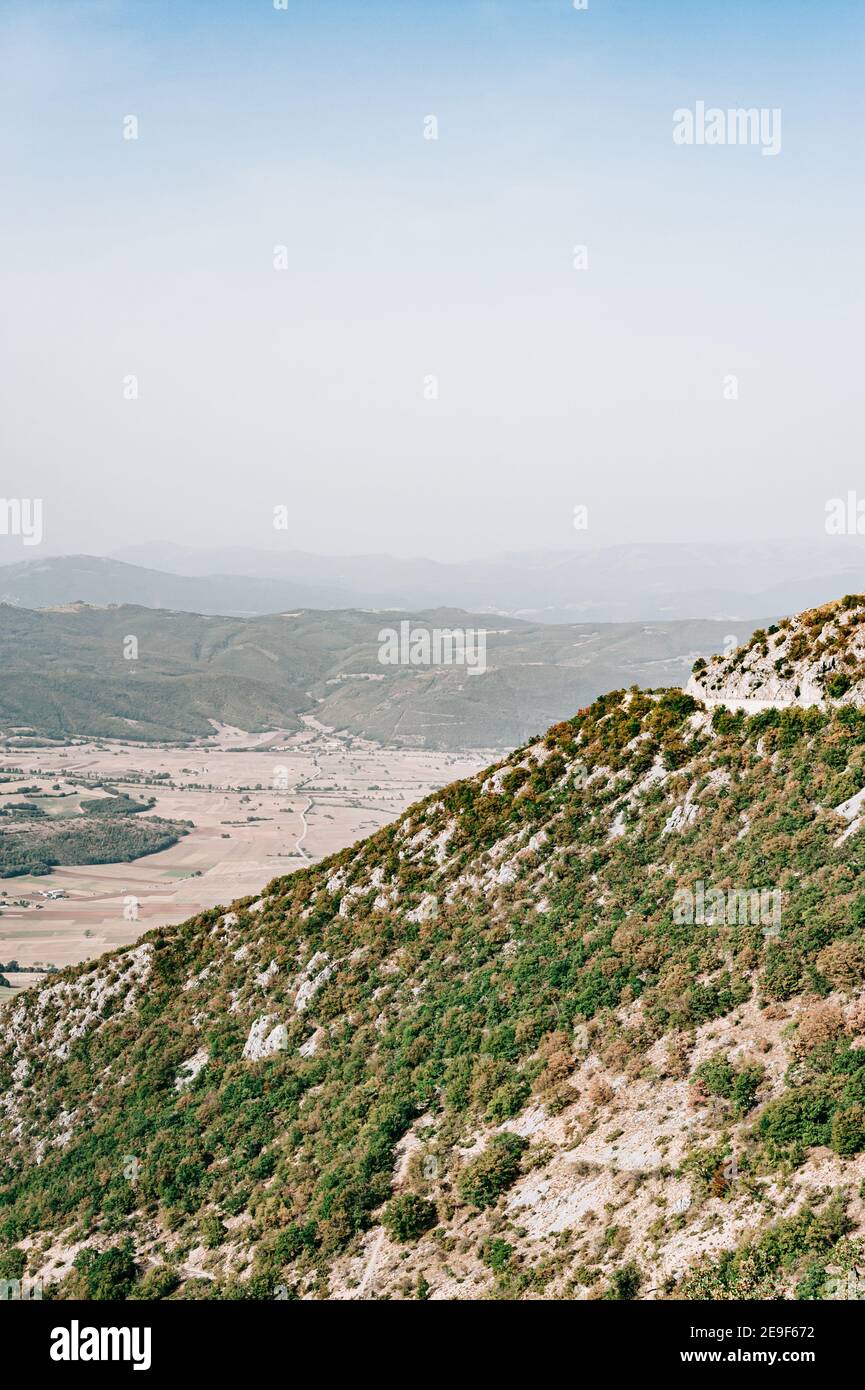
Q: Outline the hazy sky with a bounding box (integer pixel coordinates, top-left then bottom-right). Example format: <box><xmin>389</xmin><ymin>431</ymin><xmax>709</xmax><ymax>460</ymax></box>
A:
<box><xmin>1</xmin><ymin>0</ymin><xmax>863</xmax><ymax>561</ymax></box>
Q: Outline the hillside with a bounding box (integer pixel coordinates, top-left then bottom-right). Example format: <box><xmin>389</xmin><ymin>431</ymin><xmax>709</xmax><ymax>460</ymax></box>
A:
<box><xmin>4</xmin><ymin>599</ymin><xmax>865</xmax><ymax>1300</ymax></box>
<box><xmin>0</xmin><ymin>603</ymin><xmax>756</xmax><ymax>751</ymax></box>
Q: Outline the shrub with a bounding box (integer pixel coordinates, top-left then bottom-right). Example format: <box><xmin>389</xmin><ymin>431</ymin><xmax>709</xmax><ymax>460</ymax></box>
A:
<box><xmin>795</xmin><ymin>1001</ymin><xmax>844</xmax><ymax>1054</ymax></box>
<box><xmin>0</xmin><ymin>1247</ymin><xmax>26</xmax><ymax>1280</ymax></box>
<box><xmin>831</xmin><ymin>1104</ymin><xmax>865</xmax><ymax>1157</ymax></box>
<box><xmin>72</xmin><ymin>1241</ymin><xmax>137</xmax><ymax>1300</ymax></box>
<box><xmin>585</xmin><ymin>1076</ymin><xmax>613</xmax><ymax>1108</ymax></box>
<box><xmin>692</xmin><ymin>1054</ymin><xmax>764</xmax><ymax>1117</ymax></box>
<box><xmin>731</xmin><ymin>1066</ymin><xmax>765</xmax><ymax>1117</ymax></box>
<box><xmin>481</xmin><ymin>1237</ymin><xmax>515</xmax><ymax>1272</ymax></box>
<box><xmin>604</xmin><ymin>1261</ymin><xmax>642</xmax><ymax>1299</ymax></box>
<box><xmin>201</xmin><ymin>1213</ymin><xmax>226</xmax><ymax>1249</ymax></box>
<box><xmin>272</xmin><ymin>1222</ymin><xmax>317</xmax><ymax>1264</ymax></box>
<box><xmin>130</xmin><ymin>1265</ymin><xmax>180</xmax><ymax>1301</ymax></box>
<box><xmin>816</xmin><ymin>941</ymin><xmax>865</xmax><ymax>991</ymax></box>
<box><xmin>693</xmin><ymin>1054</ymin><xmax>734</xmax><ymax>1098</ymax></box>
<box><xmin>487</xmin><ymin>1076</ymin><xmax>531</xmax><ymax>1121</ymax></box>
<box><xmin>381</xmin><ymin>1194</ymin><xmax>437</xmax><ymax>1243</ymax></box>
<box><xmin>826</xmin><ymin>673</ymin><xmax>852</xmax><ymax>699</ymax></box>
<box><xmin>457</xmin><ymin>1133</ymin><xmax>527</xmax><ymax>1210</ymax></box>
<box><xmin>846</xmin><ymin>998</ymin><xmax>865</xmax><ymax>1036</ymax></box>
<box><xmin>756</xmin><ymin>1086</ymin><xmax>834</xmax><ymax>1155</ymax></box>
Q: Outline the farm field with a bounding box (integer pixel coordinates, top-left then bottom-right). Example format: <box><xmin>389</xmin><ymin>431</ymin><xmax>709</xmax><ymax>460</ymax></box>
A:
<box><xmin>0</xmin><ymin>718</ymin><xmax>490</xmax><ymax>970</ymax></box>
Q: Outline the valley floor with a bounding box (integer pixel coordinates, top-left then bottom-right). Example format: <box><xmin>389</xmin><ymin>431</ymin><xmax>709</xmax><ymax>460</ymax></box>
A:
<box><xmin>0</xmin><ymin>719</ymin><xmax>493</xmax><ymax>970</ymax></box>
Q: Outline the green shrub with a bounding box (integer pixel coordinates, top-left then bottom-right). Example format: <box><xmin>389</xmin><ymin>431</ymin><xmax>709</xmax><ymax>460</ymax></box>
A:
<box><xmin>605</xmin><ymin>1261</ymin><xmax>642</xmax><ymax>1299</ymax></box>
<box><xmin>272</xmin><ymin>1222</ymin><xmax>317</xmax><ymax>1264</ymax></box>
<box><xmin>826</xmin><ymin>673</ymin><xmax>852</xmax><ymax>699</ymax></box>
<box><xmin>457</xmin><ymin>1133</ymin><xmax>527</xmax><ymax>1209</ymax></box>
<box><xmin>72</xmin><ymin>1241</ymin><xmax>137</xmax><ymax>1300</ymax></box>
<box><xmin>731</xmin><ymin>1066</ymin><xmax>765</xmax><ymax>1117</ymax></box>
<box><xmin>0</xmin><ymin>1247</ymin><xmax>26</xmax><ymax>1280</ymax></box>
<box><xmin>481</xmin><ymin>1237</ymin><xmax>515</xmax><ymax>1272</ymax></box>
<box><xmin>201</xmin><ymin>1213</ymin><xmax>226</xmax><ymax>1249</ymax></box>
<box><xmin>756</xmin><ymin>1086</ymin><xmax>834</xmax><ymax>1156</ymax></box>
<box><xmin>381</xmin><ymin>1194</ymin><xmax>438</xmax><ymax>1243</ymax></box>
<box><xmin>130</xmin><ymin>1265</ymin><xmax>180</xmax><ymax>1300</ymax></box>
<box><xmin>831</xmin><ymin>1104</ymin><xmax>865</xmax><ymax>1157</ymax></box>
<box><xmin>486</xmin><ymin>1076</ymin><xmax>531</xmax><ymax>1122</ymax></box>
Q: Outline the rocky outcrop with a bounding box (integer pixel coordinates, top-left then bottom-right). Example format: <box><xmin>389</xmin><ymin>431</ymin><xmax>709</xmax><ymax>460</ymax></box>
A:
<box><xmin>687</xmin><ymin>594</ymin><xmax>865</xmax><ymax>710</ymax></box>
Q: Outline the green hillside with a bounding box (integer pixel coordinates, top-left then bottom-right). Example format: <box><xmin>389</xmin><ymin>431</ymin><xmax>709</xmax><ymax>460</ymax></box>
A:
<box><xmin>3</xmin><ymin>597</ymin><xmax>865</xmax><ymax>1300</ymax></box>
<box><xmin>0</xmin><ymin>603</ymin><xmax>760</xmax><ymax>750</ymax></box>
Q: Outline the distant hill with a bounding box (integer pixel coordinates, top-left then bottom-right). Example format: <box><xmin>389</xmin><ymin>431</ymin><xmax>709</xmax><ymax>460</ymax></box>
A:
<box><xmin>5</xmin><ymin>597</ymin><xmax>865</xmax><ymax>1299</ymax></box>
<box><xmin>112</xmin><ymin>538</ymin><xmax>865</xmax><ymax>623</ymax></box>
<box><xmin>0</xmin><ymin>603</ymin><xmax>763</xmax><ymax>750</ymax></box>
<box><xmin>2</xmin><ymin>541</ymin><xmax>865</xmax><ymax>621</ymax></box>
<box><xmin>0</xmin><ymin>555</ymin><xmax>347</xmax><ymax>616</ymax></box>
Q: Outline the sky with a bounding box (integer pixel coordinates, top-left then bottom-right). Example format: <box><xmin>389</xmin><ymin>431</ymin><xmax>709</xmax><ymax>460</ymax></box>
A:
<box><xmin>0</xmin><ymin>0</ymin><xmax>863</xmax><ymax>562</ymax></box>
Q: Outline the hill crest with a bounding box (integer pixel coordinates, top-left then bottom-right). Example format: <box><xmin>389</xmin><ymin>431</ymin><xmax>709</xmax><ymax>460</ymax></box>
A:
<box><xmin>687</xmin><ymin>594</ymin><xmax>865</xmax><ymax>711</ymax></box>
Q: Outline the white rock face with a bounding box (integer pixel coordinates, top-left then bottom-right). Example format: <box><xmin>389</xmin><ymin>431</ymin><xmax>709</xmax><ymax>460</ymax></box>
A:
<box><xmin>406</xmin><ymin>894</ymin><xmax>439</xmax><ymax>924</ymax></box>
<box><xmin>684</xmin><ymin>675</ymin><xmax>806</xmax><ymax>713</ymax></box>
<box><xmin>255</xmin><ymin>960</ymin><xmax>279</xmax><ymax>988</ymax></box>
<box><xmin>686</xmin><ymin>599</ymin><xmax>865</xmax><ymax>711</ymax></box>
<box><xmin>836</xmin><ymin>787</ymin><xmax>865</xmax><ymax>822</ymax></box>
<box><xmin>12</xmin><ymin>942</ymin><xmax>155</xmax><ymax>1066</ymax></box>
<box><xmin>834</xmin><ymin>787</ymin><xmax>865</xmax><ymax>846</ymax></box>
<box><xmin>242</xmin><ymin>1016</ymin><xmax>289</xmax><ymax>1061</ymax></box>
<box><xmin>175</xmin><ymin>1049</ymin><xmax>209</xmax><ymax>1090</ymax></box>
<box><xmin>293</xmin><ymin>952</ymin><xmax>333</xmax><ymax>1012</ymax></box>
<box><xmin>299</xmin><ymin>1027</ymin><xmax>325</xmax><ymax>1058</ymax></box>
<box><xmin>663</xmin><ymin>799</ymin><xmax>699</xmax><ymax>835</ymax></box>
<box><xmin>182</xmin><ymin>965</ymin><xmax>211</xmax><ymax>992</ymax></box>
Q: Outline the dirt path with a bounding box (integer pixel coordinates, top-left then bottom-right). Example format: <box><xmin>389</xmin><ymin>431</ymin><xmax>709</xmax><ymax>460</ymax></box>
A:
<box><xmin>296</xmin><ymin>798</ymin><xmax>314</xmax><ymax>858</ymax></box>
<box><xmin>293</xmin><ymin>760</ymin><xmax>322</xmax><ymax>858</ymax></box>
<box><xmin>356</xmin><ymin>1229</ymin><xmax>385</xmax><ymax>1299</ymax></box>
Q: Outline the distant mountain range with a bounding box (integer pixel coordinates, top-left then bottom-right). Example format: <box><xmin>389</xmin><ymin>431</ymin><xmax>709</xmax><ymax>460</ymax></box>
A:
<box><xmin>0</xmin><ymin>602</ymin><xmax>762</xmax><ymax>750</ymax></box>
<box><xmin>0</xmin><ymin>539</ymin><xmax>863</xmax><ymax>622</ymax></box>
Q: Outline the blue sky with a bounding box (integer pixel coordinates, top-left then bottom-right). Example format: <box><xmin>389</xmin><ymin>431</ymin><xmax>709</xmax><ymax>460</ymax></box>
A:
<box><xmin>1</xmin><ymin>0</ymin><xmax>863</xmax><ymax>559</ymax></box>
